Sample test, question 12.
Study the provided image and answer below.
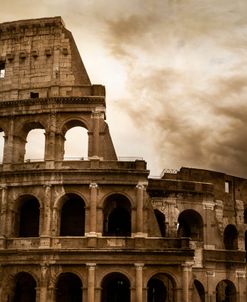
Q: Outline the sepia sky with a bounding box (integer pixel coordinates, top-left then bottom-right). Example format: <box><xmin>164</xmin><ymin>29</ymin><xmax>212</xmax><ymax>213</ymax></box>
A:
<box><xmin>1</xmin><ymin>0</ymin><xmax>247</xmax><ymax>177</ymax></box>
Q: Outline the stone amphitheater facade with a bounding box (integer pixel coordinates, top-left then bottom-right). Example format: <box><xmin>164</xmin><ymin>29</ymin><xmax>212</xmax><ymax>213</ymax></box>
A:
<box><xmin>0</xmin><ymin>17</ymin><xmax>246</xmax><ymax>302</ymax></box>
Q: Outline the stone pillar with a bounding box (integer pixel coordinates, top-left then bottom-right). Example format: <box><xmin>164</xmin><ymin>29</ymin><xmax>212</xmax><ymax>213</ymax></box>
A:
<box><xmin>87</xmin><ymin>263</ymin><xmax>96</xmax><ymax>302</ymax></box>
<box><xmin>0</xmin><ymin>186</ymin><xmax>7</xmax><ymax>238</ymax></box>
<box><xmin>236</xmin><ymin>271</ymin><xmax>246</xmax><ymax>302</ymax></box>
<box><xmin>88</xmin><ymin>183</ymin><xmax>98</xmax><ymax>236</ymax></box>
<box><xmin>202</xmin><ymin>198</ymin><xmax>215</xmax><ymax>249</ymax></box>
<box><xmin>39</xmin><ymin>263</ymin><xmax>49</xmax><ymax>302</ymax></box>
<box><xmin>40</xmin><ymin>185</ymin><xmax>52</xmax><ymax>248</ymax></box>
<box><xmin>91</xmin><ymin>110</ymin><xmax>104</xmax><ymax>158</ymax></box>
<box><xmin>55</xmin><ymin>132</ymin><xmax>65</xmax><ymax>161</ymax></box>
<box><xmin>3</xmin><ymin>117</ymin><xmax>14</xmax><ymax>164</ymax></box>
<box><xmin>206</xmin><ymin>271</ymin><xmax>215</xmax><ymax>302</ymax></box>
<box><xmin>45</xmin><ymin>112</ymin><xmax>56</xmax><ymax>162</ymax></box>
<box><xmin>135</xmin><ymin>263</ymin><xmax>144</xmax><ymax>302</ymax></box>
<box><xmin>135</xmin><ymin>183</ymin><xmax>146</xmax><ymax>236</ymax></box>
<box><xmin>182</xmin><ymin>262</ymin><xmax>192</xmax><ymax>302</ymax></box>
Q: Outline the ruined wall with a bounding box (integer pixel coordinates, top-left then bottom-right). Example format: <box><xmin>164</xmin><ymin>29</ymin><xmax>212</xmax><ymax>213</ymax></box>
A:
<box><xmin>0</xmin><ymin>17</ymin><xmax>92</xmax><ymax>101</ymax></box>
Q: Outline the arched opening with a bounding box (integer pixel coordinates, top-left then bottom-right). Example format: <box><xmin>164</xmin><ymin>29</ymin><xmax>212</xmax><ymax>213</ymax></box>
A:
<box><xmin>13</xmin><ymin>272</ymin><xmax>36</xmax><ymax>302</ymax></box>
<box><xmin>56</xmin><ymin>272</ymin><xmax>82</xmax><ymax>302</ymax></box>
<box><xmin>25</xmin><ymin>128</ymin><xmax>45</xmax><ymax>161</ymax></box>
<box><xmin>178</xmin><ymin>209</ymin><xmax>203</xmax><ymax>241</ymax></box>
<box><xmin>103</xmin><ymin>194</ymin><xmax>131</xmax><ymax>236</ymax></box>
<box><xmin>216</xmin><ymin>280</ymin><xmax>236</xmax><ymax>302</ymax></box>
<box><xmin>154</xmin><ymin>209</ymin><xmax>166</xmax><ymax>237</ymax></box>
<box><xmin>244</xmin><ymin>208</ymin><xmax>247</xmax><ymax>224</ymax></box>
<box><xmin>60</xmin><ymin>194</ymin><xmax>85</xmax><ymax>236</ymax></box>
<box><xmin>0</xmin><ymin>130</ymin><xmax>4</xmax><ymax>163</ymax></box>
<box><xmin>64</xmin><ymin>125</ymin><xmax>88</xmax><ymax>160</ymax></box>
<box><xmin>147</xmin><ymin>273</ymin><xmax>175</xmax><ymax>302</ymax></box>
<box><xmin>224</xmin><ymin>224</ymin><xmax>238</xmax><ymax>250</ymax></box>
<box><xmin>192</xmin><ymin>279</ymin><xmax>205</xmax><ymax>302</ymax></box>
<box><xmin>17</xmin><ymin>196</ymin><xmax>40</xmax><ymax>237</ymax></box>
<box><xmin>101</xmin><ymin>272</ymin><xmax>130</xmax><ymax>302</ymax></box>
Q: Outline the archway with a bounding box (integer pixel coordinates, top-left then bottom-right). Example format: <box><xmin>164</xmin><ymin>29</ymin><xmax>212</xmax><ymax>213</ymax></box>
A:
<box><xmin>25</xmin><ymin>129</ymin><xmax>45</xmax><ymax>161</ymax></box>
<box><xmin>60</xmin><ymin>194</ymin><xmax>85</xmax><ymax>236</ymax></box>
<box><xmin>147</xmin><ymin>273</ymin><xmax>175</xmax><ymax>302</ymax></box>
<box><xmin>13</xmin><ymin>272</ymin><xmax>36</xmax><ymax>302</ymax></box>
<box><xmin>216</xmin><ymin>280</ymin><xmax>236</xmax><ymax>302</ymax></box>
<box><xmin>193</xmin><ymin>279</ymin><xmax>205</xmax><ymax>302</ymax></box>
<box><xmin>101</xmin><ymin>272</ymin><xmax>130</xmax><ymax>302</ymax></box>
<box><xmin>63</xmin><ymin>121</ymin><xmax>88</xmax><ymax>160</ymax></box>
<box><xmin>154</xmin><ymin>209</ymin><xmax>166</xmax><ymax>237</ymax></box>
<box><xmin>178</xmin><ymin>209</ymin><xmax>203</xmax><ymax>240</ymax></box>
<box><xmin>244</xmin><ymin>208</ymin><xmax>247</xmax><ymax>224</ymax></box>
<box><xmin>17</xmin><ymin>196</ymin><xmax>40</xmax><ymax>237</ymax></box>
<box><xmin>224</xmin><ymin>225</ymin><xmax>238</xmax><ymax>250</ymax></box>
<box><xmin>56</xmin><ymin>272</ymin><xmax>82</xmax><ymax>302</ymax></box>
<box><xmin>103</xmin><ymin>194</ymin><xmax>131</xmax><ymax>236</ymax></box>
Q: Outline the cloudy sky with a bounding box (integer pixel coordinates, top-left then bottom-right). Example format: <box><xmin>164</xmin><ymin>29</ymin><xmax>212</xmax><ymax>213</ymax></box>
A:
<box><xmin>1</xmin><ymin>0</ymin><xmax>247</xmax><ymax>177</ymax></box>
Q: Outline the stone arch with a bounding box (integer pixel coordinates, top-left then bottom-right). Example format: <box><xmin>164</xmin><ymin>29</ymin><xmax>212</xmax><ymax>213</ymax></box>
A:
<box><xmin>11</xmin><ymin>272</ymin><xmax>37</xmax><ymax>302</ymax></box>
<box><xmin>56</xmin><ymin>193</ymin><xmax>86</xmax><ymax>236</ymax></box>
<box><xmin>59</xmin><ymin>118</ymin><xmax>90</xmax><ymax>161</ymax></box>
<box><xmin>103</xmin><ymin>193</ymin><xmax>132</xmax><ymax>236</ymax></box>
<box><xmin>14</xmin><ymin>194</ymin><xmax>41</xmax><ymax>237</ymax></box>
<box><xmin>192</xmin><ymin>279</ymin><xmax>205</xmax><ymax>302</ymax></box>
<box><xmin>147</xmin><ymin>273</ymin><xmax>176</xmax><ymax>302</ymax></box>
<box><xmin>101</xmin><ymin>272</ymin><xmax>131</xmax><ymax>302</ymax></box>
<box><xmin>15</xmin><ymin>120</ymin><xmax>46</xmax><ymax>163</ymax></box>
<box><xmin>55</xmin><ymin>272</ymin><xmax>83</xmax><ymax>302</ymax></box>
<box><xmin>216</xmin><ymin>279</ymin><xmax>237</xmax><ymax>302</ymax></box>
<box><xmin>178</xmin><ymin>209</ymin><xmax>203</xmax><ymax>241</ymax></box>
<box><xmin>224</xmin><ymin>224</ymin><xmax>238</xmax><ymax>250</ymax></box>
<box><xmin>154</xmin><ymin>209</ymin><xmax>166</xmax><ymax>237</ymax></box>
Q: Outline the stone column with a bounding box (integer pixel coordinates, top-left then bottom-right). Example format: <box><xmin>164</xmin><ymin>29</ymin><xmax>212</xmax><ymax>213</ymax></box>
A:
<box><xmin>88</xmin><ymin>183</ymin><xmax>98</xmax><ymax>236</ymax></box>
<box><xmin>182</xmin><ymin>262</ymin><xmax>192</xmax><ymax>302</ymax></box>
<box><xmin>40</xmin><ymin>185</ymin><xmax>52</xmax><ymax>248</ymax></box>
<box><xmin>0</xmin><ymin>186</ymin><xmax>7</xmax><ymax>238</ymax></box>
<box><xmin>206</xmin><ymin>271</ymin><xmax>215</xmax><ymax>302</ymax></box>
<box><xmin>236</xmin><ymin>271</ymin><xmax>246</xmax><ymax>302</ymax></box>
<box><xmin>45</xmin><ymin>112</ymin><xmax>56</xmax><ymax>163</ymax></box>
<box><xmin>91</xmin><ymin>110</ymin><xmax>104</xmax><ymax>158</ymax></box>
<box><xmin>3</xmin><ymin>117</ymin><xmax>14</xmax><ymax>164</ymax></box>
<box><xmin>135</xmin><ymin>183</ymin><xmax>146</xmax><ymax>236</ymax></box>
<box><xmin>55</xmin><ymin>132</ymin><xmax>65</xmax><ymax>161</ymax></box>
<box><xmin>87</xmin><ymin>263</ymin><xmax>96</xmax><ymax>302</ymax></box>
<box><xmin>202</xmin><ymin>198</ymin><xmax>215</xmax><ymax>249</ymax></box>
<box><xmin>135</xmin><ymin>263</ymin><xmax>144</xmax><ymax>302</ymax></box>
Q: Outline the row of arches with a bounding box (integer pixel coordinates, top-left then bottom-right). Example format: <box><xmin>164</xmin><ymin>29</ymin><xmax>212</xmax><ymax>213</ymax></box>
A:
<box><xmin>12</xmin><ymin>194</ymin><xmax>242</xmax><ymax>250</ymax></box>
<box><xmin>0</xmin><ymin>126</ymin><xmax>88</xmax><ymax>163</ymax></box>
<box><xmin>9</xmin><ymin>271</ymin><xmax>237</xmax><ymax>302</ymax></box>
<box><xmin>12</xmin><ymin>193</ymin><xmax>131</xmax><ymax>237</ymax></box>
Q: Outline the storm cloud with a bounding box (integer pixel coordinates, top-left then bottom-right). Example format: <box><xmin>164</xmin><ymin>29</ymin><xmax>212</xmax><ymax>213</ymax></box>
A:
<box><xmin>1</xmin><ymin>0</ymin><xmax>247</xmax><ymax>177</ymax></box>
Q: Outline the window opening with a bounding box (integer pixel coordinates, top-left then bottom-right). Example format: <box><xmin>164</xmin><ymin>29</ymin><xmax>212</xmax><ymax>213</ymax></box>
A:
<box><xmin>64</xmin><ymin>126</ymin><xmax>88</xmax><ymax>160</ymax></box>
<box><xmin>0</xmin><ymin>62</ymin><xmax>5</xmax><ymax>78</ymax></box>
<box><xmin>30</xmin><ymin>92</ymin><xmax>39</xmax><ymax>98</ymax></box>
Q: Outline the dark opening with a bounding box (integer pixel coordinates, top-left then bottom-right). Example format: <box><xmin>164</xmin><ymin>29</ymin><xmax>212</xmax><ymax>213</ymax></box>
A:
<box><xmin>30</xmin><ymin>92</ymin><xmax>39</xmax><ymax>98</ymax></box>
<box><xmin>244</xmin><ymin>209</ymin><xmax>247</xmax><ymax>224</ymax></box>
<box><xmin>216</xmin><ymin>280</ymin><xmax>236</xmax><ymax>302</ymax></box>
<box><xmin>245</xmin><ymin>231</ymin><xmax>247</xmax><ymax>259</ymax></box>
<box><xmin>56</xmin><ymin>273</ymin><xmax>82</xmax><ymax>302</ymax></box>
<box><xmin>148</xmin><ymin>278</ymin><xmax>167</xmax><ymax>302</ymax></box>
<box><xmin>0</xmin><ymin>61</ymin><xmax>5</xmax><ymax>78</ymax></box>
<box><xmin>178</xmin><ymin>209</ymin><xmax>203</xmax><ymax>240</ymax></box>
<box><xmin>19</xmin><ymin>197</ymin><xmax>40</xmax><ymax>237</ymax></box>
<box><xmin>13</xmin><ymin>272</ymin><xmax>36</xmax><ymax>302</ymax></box>
<box><xmin>147</xmin><ymin>274</ymin><xmax>175</xmax><ymax>302</ymax></box>
<box><xmin>103</xmin><ymin>194</ymin><xmax>131</xmax><ymax>236</ymax></box>
<box><xmin>194</xmin><ymin>280</ymin><xmax>205</xmax><ymax>302</ymax></box>
<box><xmin>101</xmin><ymin>273</ymin><xmax>130</xmax><ymax>302</ymax></box>
<box><xmin>224</xmin><ymin>224</ymin><xmax>238</xmax><ymax>250</ymax></box>
<box><xmin>60</xmin><ymin>194</ymin><xmax>85</xmax><ymax>236</ymax></box>
<box><xmin>154</xmin><ymin>209</ymin><xmax>166</xmax><ymax>237</ymax></box>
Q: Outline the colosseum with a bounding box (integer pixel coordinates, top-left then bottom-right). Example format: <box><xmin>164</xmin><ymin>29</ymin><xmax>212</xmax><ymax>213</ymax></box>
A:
<box><xmin>0</xmin><ymin>16</ymin><xmax>246</xmax><ymax>302</ymax></box>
